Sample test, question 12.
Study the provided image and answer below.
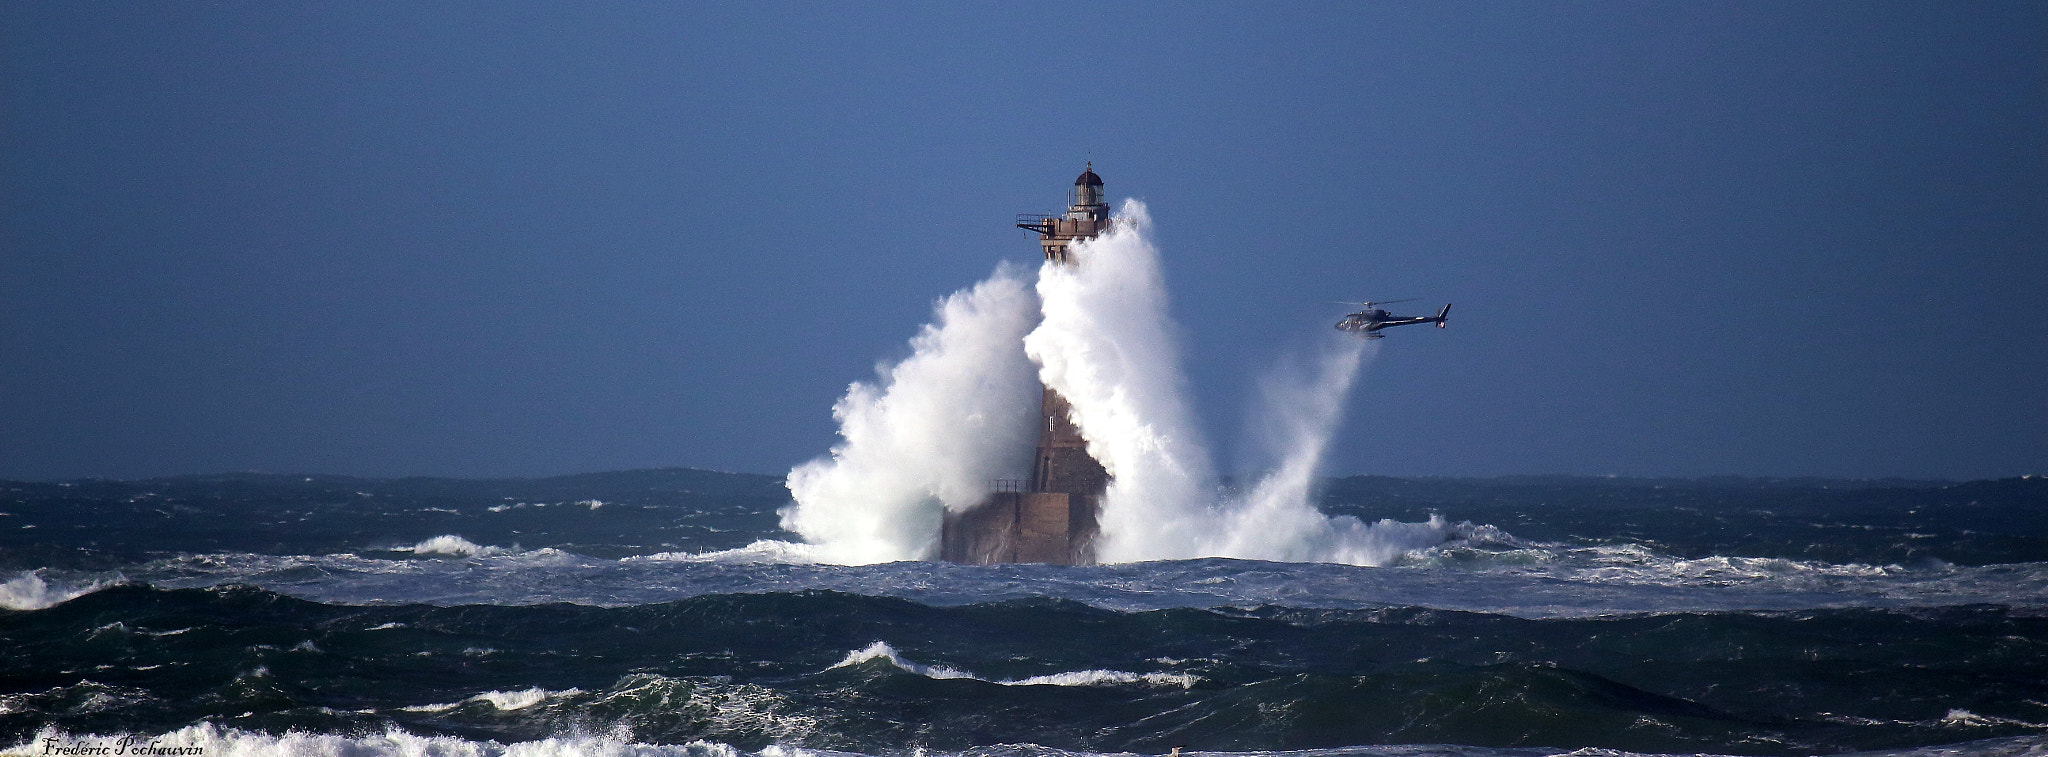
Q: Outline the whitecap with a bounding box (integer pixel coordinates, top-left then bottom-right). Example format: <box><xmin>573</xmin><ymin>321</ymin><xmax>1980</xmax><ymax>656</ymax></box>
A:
<box><xmin>0</xmin><ymin>570</ymin><xmax>119</xmax><ymax>611</ymax></box>
<box><xmin>629</xmin><ymin>540</ymin><xmax>821</xmax><ymax>565</ymax></box>
<box><xmin>398</xmin><ymin>535</ymin><xmax>514</xmax><ymax>558</ymax></box>
<box><xmin>826</xmin><ymin>641</ymin><xmax>1197</xmax><ymax>688</ymax></box>
<box><xmin>1006</xmin><ymin>669</ymin><xmax>1200</xmax><ymax>688</ymax></box>
<box><xmin>400</xmin><ymin>686</ymin><xmax>584</xmax><ymax>714</ymax></box>
<box><xmin>827</xmin><ymin>641</ymin><xmax>975</xmax><ymax>679</ymax></box>
<box><xmin>14</xmin><ymin>722</ymin><xmax>749</xmax><ymax>757</ymax></box>
<box><xmin>474</xmin><ymin>687</ymin><xmax>577</xmax><ymax>711</ymax></box>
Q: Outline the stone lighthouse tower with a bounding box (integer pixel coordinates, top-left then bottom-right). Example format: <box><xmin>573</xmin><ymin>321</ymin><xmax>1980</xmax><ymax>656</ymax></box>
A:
<box><xmin>938</xmin><ymin>165</ymin><xmax>1115</xmax><ymax>565</ymax></box>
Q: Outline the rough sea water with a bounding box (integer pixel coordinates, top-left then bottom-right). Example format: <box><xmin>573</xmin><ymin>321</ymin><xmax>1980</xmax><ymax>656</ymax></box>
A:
<box><xmin>2</xmin><ymin>470</ymin><xmax>2045</xmax><ymax>757</ymax></box>
<box><xmin>7</xmin><ymin>205</ymin><xmax>2045</xmax><ymax>756</ymax></box>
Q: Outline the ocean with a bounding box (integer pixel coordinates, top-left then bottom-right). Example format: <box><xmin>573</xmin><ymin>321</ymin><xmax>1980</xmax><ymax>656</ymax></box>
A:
<box><xmin>3</xmin><ymin>469</ymin><xmax>2044</xmax><ymax>757</ymax></box>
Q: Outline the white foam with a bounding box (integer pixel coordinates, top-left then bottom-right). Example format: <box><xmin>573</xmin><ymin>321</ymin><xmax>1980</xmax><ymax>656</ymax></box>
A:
<box><xmin>15</xmin><ymin>723</ymin><xmax>752</xmax><ymax>757</ymax></box>
<box><xmin>630</xmin><ymin>540</ymin><xmax>821</xmax><ymax>565</ymax></box>
<box><xmin>827</xmin><ymin>641</ymin><xmax>1197</xmax><ymax>688</ymax></box>
<box><xmin>102</xmin><ymin>536</ymin><xmax>2048</xmax><ymax>618</ymax></box>
<box><xmin>1007</xmin><ymin>669</ymin><xmax>1201</xmax><ymax>688</ymax></box>
<box><xmin>782</xmin><ymin>263</ymin><xmax>1043</xmax><ymax>564</ymax></box>
<box><xmin>396</xmin><ymin>701</ymin><xmax>461</xmax><ymax>713</ymax></box>
<box><xmin>34</xmin><ymin>719</ymin><xmax>2032</xmax><ymax>757</ymax></box>
<box><xmin>827</xmin><ymin>641</ymin><xmax>976</xmax><ymax>679</ymax></box>
<box><xmin>1553</xmin><ymin>543</ymin><xmax>1912</xmax><ymax>586</ymax></box>
<box><xmin>400</xmin><ymin>535</ymin><xmax>513</xmax><ymax>558</ymax></box>
<box><xmin>591</xmin><ymin>673</ymin><xmax>820</xmax><ymax>742</ymax></box>
<box><xmin>475</xmin><ymin>687</ymin><xmax>577</xmax><ymax>711</ymax></box>
<box><xmin>0</xmin><ymin>570</ymin><xmax>119</xmax><ymax>611</ymax></box>
<box><xmin>1939</xmin><ymin>709</ymin><xmax>2048</xmax><ymax>729</ymax></box>
<box><xmin>399</xmin><ymin>687</ymin><xmax>584</xmax><ymax>713</ymax></box>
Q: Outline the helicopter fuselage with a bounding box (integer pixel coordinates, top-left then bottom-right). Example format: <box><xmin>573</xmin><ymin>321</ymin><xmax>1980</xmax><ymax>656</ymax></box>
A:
<box><xmin>1335</xmin><ymin>303</ymin><xmax>1450</xmax><ymax>338</ymax></box>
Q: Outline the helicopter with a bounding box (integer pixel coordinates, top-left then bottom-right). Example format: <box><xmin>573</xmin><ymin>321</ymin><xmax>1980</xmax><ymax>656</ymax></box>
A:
<box><xmin>1334</xmin><ymin>299</ymin><xmax>1451</xmax><ymax>338</ymax></box>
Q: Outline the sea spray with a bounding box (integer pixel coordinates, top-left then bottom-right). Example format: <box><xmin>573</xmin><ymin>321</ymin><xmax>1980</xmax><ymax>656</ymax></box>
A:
<box><xmin>0</xmin><ymin>570</ymin><xmax>120</xmax><ymax>611</ymax></box>
<box><xmin>1220</xmin><ymin>334</ymin><xmax>1382</xmax><ymax>561</ymax></box>
<box><xmin>781</xmin><ymin>263</ymin><xmax>1042</xmax><ymax>564</ymax></box>
<box><xmin>1025</xmin><ymin>201</ymin><xmax>1218</xmax><ymax>562</ymax></box>
<box><xmin>786</xmin><ymin>201</ymin><xmax>1448</xmax><ymax>566</ymax></box>
<box><xmin>1032</xmin><ymin>200</ymin><xmax>1448</xmax><ymax>565</ymax></box>
<box><xmin>1219</xmin><ymin>334</ymin><xmax>1452</xmax><ymax>565</ymax></box>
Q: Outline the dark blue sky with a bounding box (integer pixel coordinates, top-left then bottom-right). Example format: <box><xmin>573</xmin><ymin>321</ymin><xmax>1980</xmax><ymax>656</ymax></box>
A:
<box><xmin>4</xmin><ymin>2</ymin><xmax>2043</xmax><ymax>481</ymax></box>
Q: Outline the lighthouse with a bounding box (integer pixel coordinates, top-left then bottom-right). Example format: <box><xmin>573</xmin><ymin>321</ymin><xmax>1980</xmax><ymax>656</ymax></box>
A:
<box><xmin>939</xmin><ymin>165</ymin><xmax>1115</xmax><ymax>565</ymax></box>
<box><xmin>1020</xmin><ymin>163</ymin><xmax>1111</xmax><ymax>263</ymax></box>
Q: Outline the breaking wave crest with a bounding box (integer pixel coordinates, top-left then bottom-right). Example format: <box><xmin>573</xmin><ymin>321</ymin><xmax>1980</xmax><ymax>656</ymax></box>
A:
<box><xmin>400</xmin><ymin>687</ymin><xmax>588</xmax><ymax>714</ymax></box>
<box><xmin>397</xmin><ymin>535</ymin><xmax>515</xmax><ymax>558</ymax></box>
<box><xmin>827</xmin><ymin>641</ymin><xmax>1199</xmax><ymax>688</ymax></box>
<box><xmin>0</xmin><ymin>570</ymin><xmax>121</xmax><ymax>611</ymax></box>
<box><xmin>631</xmin><ymin>540</ymin><xmax>822</xmax><ymax>565</ymax></box>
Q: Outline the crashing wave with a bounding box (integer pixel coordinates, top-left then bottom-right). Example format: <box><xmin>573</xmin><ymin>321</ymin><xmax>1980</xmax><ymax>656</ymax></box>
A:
<box><xmin>396</xmin><ymin>535</ymin><xmax>515</xmax><ymax>558</ymax></box>
<box><xmin>0</xmin><ymin>570</ymin><xmax>121</xmax><ymax>611</ymax></box>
